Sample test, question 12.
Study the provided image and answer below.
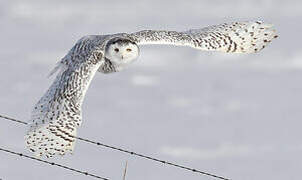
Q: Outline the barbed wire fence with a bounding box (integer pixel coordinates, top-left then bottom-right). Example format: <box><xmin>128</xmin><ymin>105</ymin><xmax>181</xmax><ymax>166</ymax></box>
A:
<box><xmin>0</xmin><ymin>146</ymin><xmax>109</xmax><ymax>180</ymax></box>
<box><xmin>0</xmin><ymin>114</ymin><xmax>231</xmax><ymax>180</ymax></box>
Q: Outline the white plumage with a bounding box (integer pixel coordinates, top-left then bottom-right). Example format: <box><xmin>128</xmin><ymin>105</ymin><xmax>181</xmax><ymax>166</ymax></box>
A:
<box><xmin>25</xmin><ymin>21</ymin><xmax>278</xmax><ymax>157</ymax></box>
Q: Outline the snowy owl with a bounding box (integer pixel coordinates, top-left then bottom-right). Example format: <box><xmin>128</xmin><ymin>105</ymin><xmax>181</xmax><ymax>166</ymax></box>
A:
<box><xmin>25</xmin><ymin>21</ymin><xmax>278</xmax><ymax>157</ymax></box>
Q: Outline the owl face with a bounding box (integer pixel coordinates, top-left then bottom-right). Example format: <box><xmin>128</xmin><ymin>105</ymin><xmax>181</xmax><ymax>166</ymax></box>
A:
<box><xmin>105</xmin><ymin>38</ymin><xmax>139</xmax><ymax>70</ymax></box>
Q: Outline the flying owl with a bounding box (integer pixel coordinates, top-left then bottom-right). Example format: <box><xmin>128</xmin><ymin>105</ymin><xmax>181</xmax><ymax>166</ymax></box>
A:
<box><xmin>25</xmin><ymin>21</ymin><xmax>278</xmax><ymax>157</ymax></box>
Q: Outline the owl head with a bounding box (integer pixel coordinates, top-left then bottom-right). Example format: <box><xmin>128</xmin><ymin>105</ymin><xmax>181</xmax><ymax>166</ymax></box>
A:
<box><xmin>104</xmin><ymin>37</ymin><xmax>140</xmax><ymax>71</ymax></box>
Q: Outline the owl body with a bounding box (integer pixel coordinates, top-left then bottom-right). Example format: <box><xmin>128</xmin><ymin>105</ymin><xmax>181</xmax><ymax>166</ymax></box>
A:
<box><xmin>26</xmin><ymin>21</ymin><xmax>278</xmax><ymax>157</ymax></box>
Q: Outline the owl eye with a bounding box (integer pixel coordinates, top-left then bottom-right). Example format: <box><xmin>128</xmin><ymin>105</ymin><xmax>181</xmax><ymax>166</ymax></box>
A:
<box><xmin>126</xmin><ymin>48</ymin><xmax>132</xmax><ymax>52</ymax></box>
<box><xmin>114</xmin><ymin>48</ymin><xmax>119</xmax><ymax>52</ymax></box>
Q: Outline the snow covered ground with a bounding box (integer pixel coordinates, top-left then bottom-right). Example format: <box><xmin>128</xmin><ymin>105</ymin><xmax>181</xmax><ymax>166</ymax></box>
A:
<box><xmin>0</xmin><ymin>0</ymin><xmax>301</xmax><ymax>180</ymax></box>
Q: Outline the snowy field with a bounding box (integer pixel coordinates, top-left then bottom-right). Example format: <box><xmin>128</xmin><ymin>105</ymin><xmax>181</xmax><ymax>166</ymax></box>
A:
<box><xmin>0</xmin><ymin>0</ymin><xmax>301</xmax><ymax>180</ymax></box>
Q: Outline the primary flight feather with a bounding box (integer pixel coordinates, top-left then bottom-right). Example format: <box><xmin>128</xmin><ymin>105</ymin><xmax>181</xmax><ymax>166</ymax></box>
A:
<box><xmin>25</xmin><ymin>21</ymin><xmax>278</xmax><ymax>157</ymax></box>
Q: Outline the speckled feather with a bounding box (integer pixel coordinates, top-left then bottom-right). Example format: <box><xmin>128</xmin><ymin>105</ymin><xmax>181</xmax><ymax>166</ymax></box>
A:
<box><xmin>26</xmin><ymin>35</ymin><xmax>107</xmax><ymax>157</ymax></box>
<box><xmin>128</xmin><ymin>21</ymin><xmax>278</xmax><ymax>53</ymax></box>
<box><xmin>25</xmin><ymin>21</ymin><xmax>277</xmax><ymax>157</ymax></box>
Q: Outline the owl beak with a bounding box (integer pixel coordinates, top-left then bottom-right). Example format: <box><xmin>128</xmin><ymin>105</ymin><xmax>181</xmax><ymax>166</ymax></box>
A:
<box><xmin>121</xmin><ymin>55</ymin><xmax>124</xmax><ymax>60</ymax></box>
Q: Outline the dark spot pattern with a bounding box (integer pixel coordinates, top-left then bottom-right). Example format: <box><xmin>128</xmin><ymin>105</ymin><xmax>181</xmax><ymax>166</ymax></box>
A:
<box><xmin>25</xmin><ymin>36</ymin><xmax>105</xmax><ymax>157</ymax></box>
<box><xmin>129</xmin><ymin>21</ymin><xmax>277</xmax><ymax>54</ymax></box>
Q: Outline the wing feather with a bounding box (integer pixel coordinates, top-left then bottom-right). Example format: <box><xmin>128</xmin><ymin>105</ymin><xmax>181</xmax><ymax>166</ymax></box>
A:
<box><xmin>128</xmin><ymin>21</ymin><xmax>278</xmax><ymax>53</ymax></box>
<box><xmin>25</xmin><ymin>36</ymin><xmax>104</xmax><ymax>157</ymax></box>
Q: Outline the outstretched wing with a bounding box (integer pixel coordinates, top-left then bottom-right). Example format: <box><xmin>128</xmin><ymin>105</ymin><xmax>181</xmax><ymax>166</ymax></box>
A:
<box><xmin>127</xmin><ymin>21</ymin><xmax>278</xmax><ymax>53</ymax></box>
<box><xmin>25</xmin><ymin>35</ymin><xmax>105</xmax><ymax>157</ymax></box>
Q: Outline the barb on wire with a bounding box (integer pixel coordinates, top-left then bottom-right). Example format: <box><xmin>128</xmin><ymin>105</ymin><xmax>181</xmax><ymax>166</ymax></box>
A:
<box><xmin>0</xmin><ymin>114</ymin><xmax>230</xmax><ymax>180</ymax></box>
<box><xmin>0</xmin><ymin>146</ymin><xmax>109</xmax><ymax>180</ymax></box>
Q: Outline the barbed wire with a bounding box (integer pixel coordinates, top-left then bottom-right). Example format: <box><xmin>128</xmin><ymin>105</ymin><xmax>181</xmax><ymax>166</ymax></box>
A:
<box><xmin>0</xmin><ymin>146</ymin><xmax>109</xmax><ymax>180</ymax></box>
<box><xmin>0</xmin><ymin>114</ymin><xmax>230</xmax><ymax>180</ymax></box>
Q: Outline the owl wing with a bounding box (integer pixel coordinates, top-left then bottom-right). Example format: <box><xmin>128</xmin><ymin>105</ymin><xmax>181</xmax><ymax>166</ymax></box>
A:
<box><xmin>25</xmin><ymin>35</ymin><xmax>105</xmax><ymax>157</ymax></box>
<box><xmin>127</xmin><ymin>21</ymin><xmax>278</xmax><ymax>53</ymax></box>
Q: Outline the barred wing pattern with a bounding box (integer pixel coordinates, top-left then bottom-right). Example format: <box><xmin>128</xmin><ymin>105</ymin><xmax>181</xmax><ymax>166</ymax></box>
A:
<box><xmin>25</xmin><ymin>36</ymin><xmax>105</xmax><ymax>157</ymax></box>
<box><xmin>128</xmin><ymin>21</ymin><xmax>277</xmax><ymax>53</ymax></box>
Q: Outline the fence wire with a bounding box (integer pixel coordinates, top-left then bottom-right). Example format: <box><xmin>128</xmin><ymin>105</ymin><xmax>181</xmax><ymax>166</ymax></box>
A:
<box><xmin>0</xmin><ymin>114</ymin><xmax>230</xmax><ymax>180</ymax></box>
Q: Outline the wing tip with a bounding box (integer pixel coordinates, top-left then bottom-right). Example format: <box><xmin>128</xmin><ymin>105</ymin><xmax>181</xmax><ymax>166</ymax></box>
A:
<box><xmin>232</xmin><ymin>21</ymin><xmax>278</xmax><ymax>53</ymax></box>
<box><xmin>25</xmin><ymin>124</ymin><xmax>76</xmax><ymax>158</ymax></box>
